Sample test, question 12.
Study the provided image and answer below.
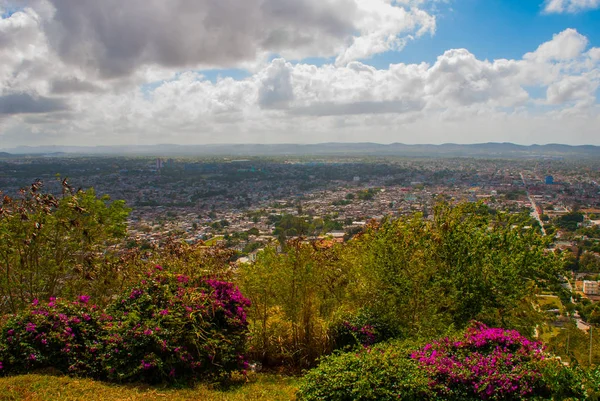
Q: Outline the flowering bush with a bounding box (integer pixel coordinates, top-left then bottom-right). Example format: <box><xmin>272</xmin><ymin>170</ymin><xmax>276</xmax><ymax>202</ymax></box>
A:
<box><xmin>0</xmin><ymin>296</ymin><xmax>103</xmax><ymax>376</ymax></box>
<box><xmin>100</xmin><ymin>266</ymin><xmax>251</xmax><ymax>383</ymax></box>
<box><xmin>410</xmin><ymin>322</ymin><xmax>582</xmax><ymax>400</ymax></box>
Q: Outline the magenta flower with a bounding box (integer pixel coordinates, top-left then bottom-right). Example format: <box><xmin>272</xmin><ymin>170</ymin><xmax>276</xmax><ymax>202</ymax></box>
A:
<box><xmin>78</xmin><ymin>295</ymin><xmax>91</xmax><ymax>304</ymax></box>
<box><xmin>411</xmin><ymin>323</ymin><xmax>545</xmax><ymax>400</ymax></box>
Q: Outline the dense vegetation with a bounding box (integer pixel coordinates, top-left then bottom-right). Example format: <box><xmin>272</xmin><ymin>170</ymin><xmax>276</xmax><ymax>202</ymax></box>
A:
<box><xmin>1</xmin><ymin>182</ymin><xmax>598</xmax><ymax>399</ymax></box>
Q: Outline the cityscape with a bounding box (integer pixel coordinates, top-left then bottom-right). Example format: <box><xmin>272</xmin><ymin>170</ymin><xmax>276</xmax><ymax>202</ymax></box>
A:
<box><xmin>2</xmin><ymin>0</ymin><xmax>600</xmax><ymax>398</ymax></box>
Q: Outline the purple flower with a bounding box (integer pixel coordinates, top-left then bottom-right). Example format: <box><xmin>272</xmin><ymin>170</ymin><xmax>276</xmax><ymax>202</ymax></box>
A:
<box><xmin>25</xmin><ymin>322</ymin><xmax>37</xmax><ymax>333</ymax></box>
<box><xmin>159</xmin><ymin>309</ymin><xmax>169</xmax><ymax>316</ymax></box>
<box><xmin>32</xmin><ymin>298</ymin><xmax>39</xmax><ymax>306</ymax></box>
<box><xmin>29</xmin><ymin>354</ymin><xmax>36</xmax><ymax>361</ymax></box>
<box><xmin>78</xmin><ymin>295</ymin><xmax>91</xmax><ymax>304</ymax></box>
<box><xmin>154</xmin><ymin>265</ymin><xmax>163</xmax><ymax>271</ymax></box>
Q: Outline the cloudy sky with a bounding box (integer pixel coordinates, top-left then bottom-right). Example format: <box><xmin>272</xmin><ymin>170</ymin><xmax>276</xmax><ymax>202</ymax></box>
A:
<box><xmin>0</xmin><ymin>0</ymin><xmax>599</xmax><ymax>147</ymax></box>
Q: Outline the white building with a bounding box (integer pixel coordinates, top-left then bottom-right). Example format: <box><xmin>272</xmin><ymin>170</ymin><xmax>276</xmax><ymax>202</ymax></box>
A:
<box><xmin>583</xmin><ymin>281</ymin><xmax>599</xmax><ymax>295</ymax></box>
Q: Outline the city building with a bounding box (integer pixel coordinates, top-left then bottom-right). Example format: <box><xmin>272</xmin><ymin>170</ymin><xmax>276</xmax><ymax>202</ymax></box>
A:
<box><xmin>583</xmin><ymin>280</ymin><xmax>599</xmax><ymax>295</ymax></box>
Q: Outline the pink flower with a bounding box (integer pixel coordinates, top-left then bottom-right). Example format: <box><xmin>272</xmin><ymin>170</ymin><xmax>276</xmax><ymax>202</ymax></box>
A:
<box><xmin>78</xmin><ymin>295</ymin><xmax>91</xmax><ymax>304</ymax></box>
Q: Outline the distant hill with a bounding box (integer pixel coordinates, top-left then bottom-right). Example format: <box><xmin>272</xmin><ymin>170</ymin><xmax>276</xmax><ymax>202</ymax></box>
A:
<box><xmin>1</xmin><ymin>143</ymin><xmax>599</xmax><ymax>158</ymax></box>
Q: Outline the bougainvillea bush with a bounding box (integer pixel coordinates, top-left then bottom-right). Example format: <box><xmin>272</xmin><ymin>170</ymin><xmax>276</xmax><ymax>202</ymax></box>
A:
<box><xmin>0</xmin><ymin>296</ymin><xmax>103</xmax><ymax>377</ymax></box>
<box><xmin>298</xmin><ymin>323</ymin><xmax>588</xmax><ymax>401</ymax></box>
<box><xmin>0</xmin><ymin>266</ymin><xmax>252</xmax><ymax>384</ymax></box>
<box><xmin>410</xmin><ymin>322</ymin><xmax>586</xmax><ymax>400</ymax></box>
<box><xmin>100</xmin><ymin>266</ymin><xmax>251</xmax><ymax>383</ymax></box>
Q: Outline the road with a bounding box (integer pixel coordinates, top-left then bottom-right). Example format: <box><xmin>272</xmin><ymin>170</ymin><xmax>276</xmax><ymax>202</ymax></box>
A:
<box><xmin>520</xmin><ymin>172</ymin><xmax>546</xmax><ymax>236</ymax></box>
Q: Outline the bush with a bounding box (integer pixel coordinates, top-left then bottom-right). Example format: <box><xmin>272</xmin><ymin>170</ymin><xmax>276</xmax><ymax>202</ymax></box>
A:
<box><xmin>298</xmin><ymin>324</ymin><xmax>588</xmax><ymax>401</ymax></box>
<box><xmin>329</xmin><ymin>309</ymin><xmax>397</xmax><ymax>351</ymax></box>
<box><xmin>296</xmin><ymin>341</ymin><xmax>431</xmax><ymax>401</ymax></box>
<box><xmin>411</xmin><ymin>322</ymin><xmax>585</xmax><ymax>400</ymax></box>
<box><xmin>101</xmin><ymin>266</ymin><xmax>251</xmax><ymax>383</ymax></box>
<box><xmin>0</xmin><ymin>296</ymin><xmax>103</xmax><ymax>377</ymax></box>
<box><xmin>0</xmin><ymin>266</ymin><xmax>252</xmax><ymax>384</ymax></box>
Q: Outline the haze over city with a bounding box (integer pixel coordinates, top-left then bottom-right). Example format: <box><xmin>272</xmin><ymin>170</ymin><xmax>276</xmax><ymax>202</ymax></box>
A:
<box><xmin>0</xmin><ymin>0</ymin><xmax>599</xmax><ymax>148</ymax></box>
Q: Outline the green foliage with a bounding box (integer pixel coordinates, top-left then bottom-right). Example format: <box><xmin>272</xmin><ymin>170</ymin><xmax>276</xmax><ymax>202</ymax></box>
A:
<box><xmin>554</xmin><ymin>212</ymin><xmax>585</xmax><ymax>232</ymax></box>
<box><xmin>239</xmin><ymin>201</ymin><xmax>563</xmax><ymax>369</ymax></box>
<box><xmin>239</xmin><ymin>241</ymin><xmax>349</xmax><ymax>368</ymax></box>
<box><xmin>329</xmin><ymin>308</ymin><xmax>397</xmax><ymax>351</ymax></box>
<box><xmin>356</xmin><ymin>188</ymin><xmax>378</xmax><ymax>201</ymax></box>
<box><xmin>349</xmin><ymin>202</ymin><xmax>561</xmax><ymax>337</ymax></box>
<box><xmin>296</xmin><ymin>341</ymin><xmax>431</xmax><ymax>401</ymax></box>
<box><xmin>546</xmin><ymin>322</ymin><xmax>600</xmax><ymax>367</ymax></box>
<box><xmin>0</xmin><ymin>181</ymin><xmax>130</xmax><ymax>313</ymax></box>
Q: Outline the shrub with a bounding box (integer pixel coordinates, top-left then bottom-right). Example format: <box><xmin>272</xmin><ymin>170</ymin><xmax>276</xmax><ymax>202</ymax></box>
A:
<box><xmin>296</xmin><ymin>340</ymin><xmax>431</xmax><ymax>401</ymax></box>
<box><xmin>329</xmin><ymin>308</ymin><xmax>397</xmax><ymax>351</ymax></box>
<box><xmin>0</xmin><ymin>296</ymin><xmax>103</xmax><ymax>377</ymax></box>
<box><xmin>411</xmin><ymin>322</ymin><xmax>585</xmax><ymax>400</ymax></box>
<box><xmin>100</xmin><ymin>266</ymin><xmax>251</xmax><ymax>383</ymax></box>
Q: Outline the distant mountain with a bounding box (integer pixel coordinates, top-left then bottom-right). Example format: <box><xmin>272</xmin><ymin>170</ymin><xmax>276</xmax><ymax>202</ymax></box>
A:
<box><xmin>1</xmin><ymin>143</ymin><xmax>599</xmax><ymax>158</ymax></box>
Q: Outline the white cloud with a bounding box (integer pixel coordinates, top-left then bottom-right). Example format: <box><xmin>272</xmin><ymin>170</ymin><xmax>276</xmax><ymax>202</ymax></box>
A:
<box><xmin>335</xmin><ymin>1</ymin><xmax>435</xmax><ymax>66</ymax></box>
<box><xmin>543</xmin><ymin>0</ymin><xmax>600</xmax><ymax>13</ymax></box>
<box><xmin>546</xmin><ymin>75</ymin><xmax>597</xmax><ymax>105</ymax></box>
<box><xmin>7</xmin><ymin>0</ymin><xmax>435</xmax><ymax>79</ymax></box>
<box><xmin>0</xmin><ymin>1</ymin><xmax>599</xmax><ymax>147</ymax></box>
<box><xmin>524</xmin><ymin>29</ymin><xmax>588</xmax><ymax>63</ymax></box>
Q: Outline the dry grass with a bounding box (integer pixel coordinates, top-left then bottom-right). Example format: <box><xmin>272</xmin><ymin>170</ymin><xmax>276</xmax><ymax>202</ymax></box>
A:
<box><xmin>0</xmin><ymin>373</ymin><xmax>299</xmax><ymax>401</ymax></box>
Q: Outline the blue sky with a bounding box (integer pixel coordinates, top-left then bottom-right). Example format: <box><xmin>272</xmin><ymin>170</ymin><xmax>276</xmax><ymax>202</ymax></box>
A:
<box><xmin>205</xmin><ymin>1</ymin><xmax>600</xmax><ymax>80</ymax></box>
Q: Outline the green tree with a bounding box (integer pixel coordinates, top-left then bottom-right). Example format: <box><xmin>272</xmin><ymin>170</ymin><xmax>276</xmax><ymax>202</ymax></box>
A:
<box><xmin>348</xmin><ymin>202</ymin><xmax>562</xmax><ymax>337</ymax></box>
<box><xmin>239</xmin><ymin>240</ymin><xmax>349</xmax><ymax>367</ymax></box>
<box><xmin>0</xmin><ymin>181</ymin><xmax>130</xmax><ymax>313</ymax></box>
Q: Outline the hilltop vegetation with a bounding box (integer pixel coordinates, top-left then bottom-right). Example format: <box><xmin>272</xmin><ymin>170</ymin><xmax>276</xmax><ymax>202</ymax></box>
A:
<box><xmin>0</xmin><ymin>182</ymin><xmax>598</xmax><ymax>399</ymax></box>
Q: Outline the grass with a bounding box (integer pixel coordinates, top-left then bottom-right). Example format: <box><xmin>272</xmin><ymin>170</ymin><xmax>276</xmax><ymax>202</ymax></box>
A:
<box><xmin>536</xmin><ymin>295</ymin><xmax>564</xmax><ymax>313</ymax></box>
<box><xmin>0</xmin><ymin>373</ymin><xmax>299</xmax><ymax>401</ymax></box>
<box><xmin>204</xmin><ymin>236</ymin><xmax>225</xmax><ymax>246</ymax></box>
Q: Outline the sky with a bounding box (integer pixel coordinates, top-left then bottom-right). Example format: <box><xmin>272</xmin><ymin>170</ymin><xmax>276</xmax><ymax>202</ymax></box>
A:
<box><xmin>0</xmin><ymin>0</ymin><xmax>599</xmax><ymax>148</ymax></box>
